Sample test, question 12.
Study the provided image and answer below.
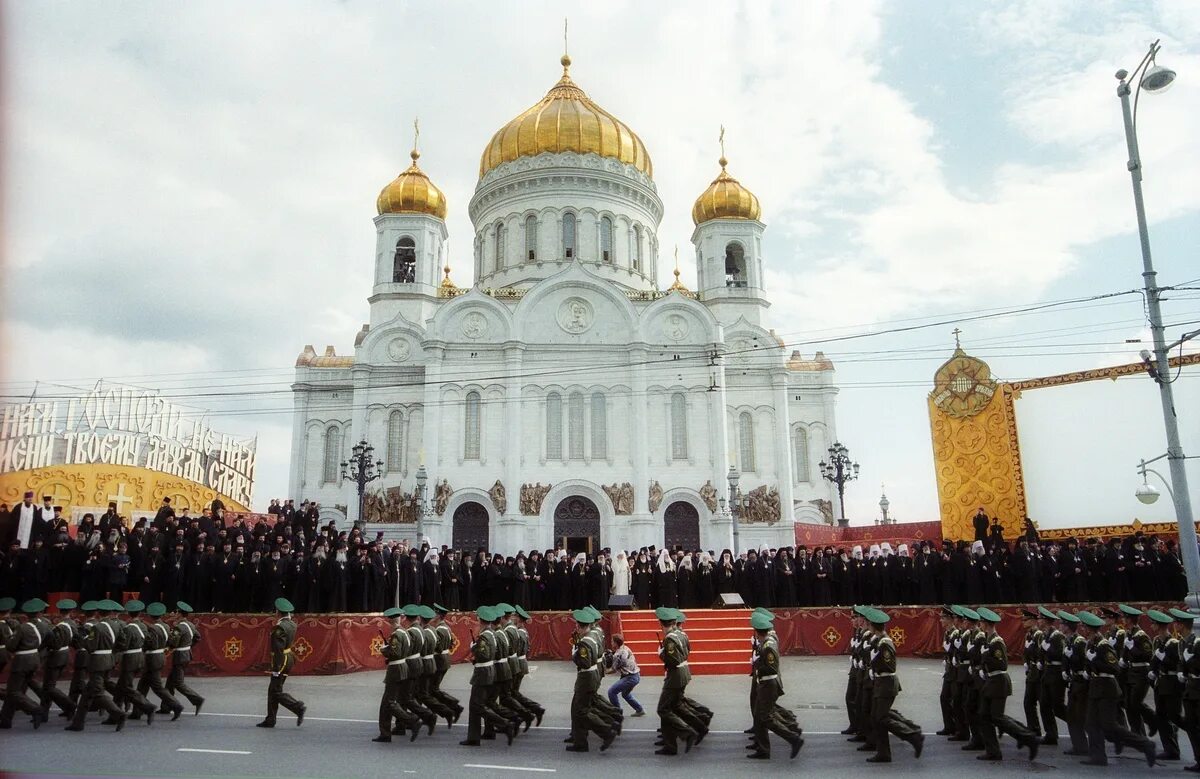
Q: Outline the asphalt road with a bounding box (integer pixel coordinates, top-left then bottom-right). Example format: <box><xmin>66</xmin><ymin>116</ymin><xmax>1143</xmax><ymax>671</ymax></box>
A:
<box><xmin>0</xmin><ymin>657</ymin><xmax>1186</xmax><ymax>778</ymax></box>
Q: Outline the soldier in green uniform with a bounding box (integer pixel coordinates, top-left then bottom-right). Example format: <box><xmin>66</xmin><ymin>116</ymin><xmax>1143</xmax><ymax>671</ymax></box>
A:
<box><xmin>672</xmin><ymin>611</ymin><xmax>711</xmax><ymax>738</ymax></box>
<box><xmin>565</xmin><ymin>608</ymin><xmax>615</xmax><ymax>752</ymax></box>
<box><xmin>960</xmin><ymin>607</ymin><xmax>988</xmax><ymax>752</ymax></box>
<box><xmin>508</xmin><ymin>605</ymin><xmax>544</xmax><ymax>726</ymax></box>
<box><xmin>1114</xmin><ymin>604</ymin><xmax>1156</xmax><ymax>737</ymax></box>
<box><xmin>68</xmin><ymin>601</ymin><xmax>97</xmax><ymax>708</ymax></box>
<box><xmin>1173</xmin><ymin>608</ymin><xmax>1200</xmax><ymax>772</ymax></box>
<box><xmin>417</xmin><ymin>605</ymin><xmax>459</xmax><ymax>728</ymax></box>
<box><xmin>655</xmin><ymin>607</ymin><xmax>697</xmax><ymax>755</ymax></box>
<box><xmin>0</xmin><ymin>598</ymin><xmax>49</xmax><ymax>729</ymax></box>
<box><xmin>66</xmin><ymin>599</ymin><xmax>127</xmax><ymax>732</ymax></box>
<box><xmin>1076</xmin><ymin>609</ymin><xmax>1155</xmax><ymax>766</ymax></box>
<box><xmin>746</xmin><ymin>611</ymin><xmax>803</xmax><ymax>760</ymax></box>
<box><xmin>430</xmin><ymin>604</ymin><xmax>465</xmax><ymax>724</ymax></box>
<box><xmin>163</xmin><ymin>601</ymin><xmax>204</xmax><ymax>715</ymax></box>
<box><xmin>852</xmin><ymin>605</ymin><xmax>880</xmax><ymax>752</ymax></box>
<box><xmin>842</xmin><ymin>608</ymin><xmax>866</xmax><ymax>736</ymax></box>
<box><xmin>400</xmin><ymin>604</ymin><xmax>438</xmax><ymax>735</ymax></box>
<box><xmin>135</xmin><ymin>602</ymin><xmax>183</xmax><ymax>720</ymax></box>
<box><xmin>375</xmin><ymin>606</ymin><xmax>422</xmax><ymax>742</ymax></box>
<box><xmin>37</xmin><ymin>598</ymin><xmax>78</xmax><ymax>720</ymax></box>
<box><xmin>113</xmin><ymin>600</ymin><xmax>157</xmax><ymax>724</ymax></box>
<box><xmin>975</xmin><ymin>607</ymin><xmax>1038</xmax><ymax>761</ymax></box>
<box><xmin>746</xmin><ymin>607</ymin><xmax>797</xmax><ymax>743</ymax></box>
<box><xmin>948</xmin><ymin>606</ymin><xmax>975</xmax><ymax>743</ymax></box>
<box><xmin>864</xmin><ymin>607</ymin><xmax>923</xmax><ymax>763</ymax></box>
<box><xmin>1058</xmin><ymin>609</ymin><xmax>1090</xmax><ymax>755</ymax></box>
<box><xmin>1019</xmin><ymin>609</ymin><xmax>1044</xmax><ymax>739</ymax></box>
<box><xmin>1036</xmin><ymin>605</ymin><xmax>1066</xmax><ymax>745</ymax></box>
<box><xmin>256</xmin><ymin>597</ymin><xmax>306</xmax><ymax>728</ymax></box>
<box><xmin>1146</xmin><ymin>608</ymin><xmax>1182</xmax><ymax>761</ymax></box>
<box><xmin>491</xmin><ymin>603</ymin><xmax>533</xmax><ymax>733</ymax></box>
<box><xmin>0</xmin><ymin>597</ymin><xmax>17</xmax><ymax>691</ymax></box>
<box><xmin>936</xmin><ymin>606</ymin><xmax>958</xmax><ymax>736</ymax></box>
<box><xmin>460</xmin><ymin>606</ymin><xmax>516</xmax><ymax>747</ymax></box>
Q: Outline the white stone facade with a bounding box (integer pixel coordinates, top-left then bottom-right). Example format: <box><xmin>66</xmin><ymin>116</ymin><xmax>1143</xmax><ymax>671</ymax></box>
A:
<box><xmin>290</xmin><ymin>139</ymin><xmax>839</xmax><ymax>556</ymax></box>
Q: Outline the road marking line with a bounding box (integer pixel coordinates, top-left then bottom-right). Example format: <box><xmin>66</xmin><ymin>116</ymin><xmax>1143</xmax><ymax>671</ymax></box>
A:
<box><xmin>177</xmin><ymin>748</ymin><xmax>252</xmax><ymax>755</ymax></box>
<box><xmin>464</xmin><ymin>765</ymin><xmax>555</xmax><ymax>773</ymax></box>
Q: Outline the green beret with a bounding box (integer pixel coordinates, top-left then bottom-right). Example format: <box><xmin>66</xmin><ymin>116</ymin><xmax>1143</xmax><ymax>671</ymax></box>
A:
<box><xmin>573</xmin><ymin>608</ymin><xmax>596</xmax><ymax>624</ymax></box>
<box><xmin>176</xmin><ymin>601</ymin><xmax>194</xmax><ymax>613</ymax></box>
<box><xmin>97</xmin><ymin>599</ymin><xmax>119</xmax><ymax>612</ymax></box>
<box><xmin>475</xmin><ymin>606</ymin><xmax>495</xmax><ymax>621</ymax></box>
<box><xmin>383</xmin><ymin>607</ymin><xmax>403</xmax><ymax>618</ymax></box>
<box><xmin>753</xmin><ymin>607</ymin><xmax>776</xmax><ymax>619</ymax></box>
<box><xmin>56</xmin><ymin>598</ymin><xmax>78</xmax><ymax>611</ymax></box>
<box><xmin>433</xmin><ymin>603</ymin><xmax>449</xmax><ymax>614</ymax></box>
<box><xmin>976</xmin><ymin>607</ymin><xmax>1002</xmax><ymax>624</ymax></box>
<box><xmin>515</xmin><ymin>605</ymin><xmax>531</xmax><ymax>620</ymax></box>
<box><xmin>1146</xmin><ymin>609</ymin><xmax>1174</xmax><ymax>624</ymax></box>
<box><xmin>80</xmin><ymin>601</ymin><xmax>98</xmax><ymax>612</ymax></box>
<box><xmin>585</xmin><ymin>606</ymin><xmax>602</xmax><ymax>619</ymax></box>
<box><xmin>1057</xmin><ymin>610</ymin><xmax>1081</xmax><ymax>624</ymax></box>
<box><xmin>1117</xmin><ymin>603</ymin><xmax>1144</xmax><ymax>617</ymax></box>
<box><xmin>495</xmin><ymin>602</ymin><xmax>515</xmax><ymax>614</ymax></box>
<box><xmin>1038</xmin><ymin>606</ymin><xmax>1058</xmax><ymax>620</ymax></box>
<box><xmin>1076</xmin><ymin>610</ymin><xmax>1106</xmax><ymax>628</ymax></box>
<box><xmin>1169</xmin><ymin>608</ymin><xmax>1197</xmax><ymax>621</ymax></box>
<box><xmin>675</xmin><ymin>610</ymin><xmax>687</xmax><ymax>623</ymax></box>
<box><xmin>959</xmin><ymin>606</ymin><xmax>980</xmax><ymax>621</ymax></box>
<box><xmin>654</xmin><ymin>606</ymin><xmax>677</xmax><ymax>622</ymax></box>
<box><xmin>866</xmin><ymin>608</ymin><xmax>890</xmax><ymax>625</ymax></box>
<box><xmin>402</xmin><ymin>604</ymin><xmax>423</xmax><ymax>618</ymax></box>
<box><xmin>22</xmin><ymin>598</ymin><xmax>49</xmax><ymax>613</ymax></box>
<box><xmin>750</xmin><ymin>612</ymin><xmax>774</xmax><ymax>631</ymax></box>
<box><xmin>274</xmin><ymin>597</ymin><xmax>294</xmax><ymax>614</ymax></box>
<box><xmin>0</xmin><ymin>596</ymin><xmax>16</xmax><ymax>611</ymax></box>
<box><xmin>123</xmin><ymin>599</ymin><xmax>145</xmax><ymax>614</ymax></box>
<box><xmin>853</xmin><ymin>605</ymin><xmax>870</xmax><ymax>618</ymax></box>
<box><xmin>146</xmin><ymin>602</ymin><xmax>167</xmax><ymax>617</ymax></box>
<box><xmin>418</xmin><ymin>605</ymin><xmax>436</xmax><ymax>620</ymax></box>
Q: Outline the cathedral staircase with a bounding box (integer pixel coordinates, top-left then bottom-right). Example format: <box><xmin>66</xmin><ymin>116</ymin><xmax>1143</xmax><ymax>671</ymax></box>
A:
<box><xmin>618</xmin><ymin>608</ymin><xmax>753</xmax><ymax>676</ymax></box>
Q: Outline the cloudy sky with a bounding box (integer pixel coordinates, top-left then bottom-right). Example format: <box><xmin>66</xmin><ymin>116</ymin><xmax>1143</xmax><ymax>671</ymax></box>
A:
<box><xmin>3</xmin><ymin>0</ymin><xmax>1198</xmax><ymax>525</ymax></box>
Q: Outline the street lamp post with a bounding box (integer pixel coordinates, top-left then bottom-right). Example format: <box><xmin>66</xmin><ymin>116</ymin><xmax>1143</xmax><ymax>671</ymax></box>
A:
<box><xmin>878</xmin><ymin>485</ymin><xmax>891</xmax><ymax>526</ymax></box>
<box><xmin>1115</xmin><ymin>41</ymin><xmax>1198</xmax><ymax>610</ymax></box>
<box><xmin>819</xmin><ymin>441</ymin><xmax>859</xmax><ymax>527</ymax></box>
<box><xmin>340</xmin><ymin>440</ymin><xmax>383</xmax><ymax>533</ymax></box>
<box><xmin>725</xmin><ymin>465</ymin><xmax>744</xmax><ymax>557</ymax></box>
<box><xmin>414</xmin><ymin>464</ymin><xmax>430</xmax><ymax>543</ymax></box>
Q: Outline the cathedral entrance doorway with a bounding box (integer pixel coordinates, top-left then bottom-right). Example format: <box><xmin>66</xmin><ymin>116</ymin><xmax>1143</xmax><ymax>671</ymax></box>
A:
<box><xmin>553</xmin><ymin>496</ymin><xmax>601</xmax><ymax>555</ymax></box>
<box><xmin>452</xmin><ymin>501</ymin><xmax>490</xmax><ymax>552</ymax></box>
<box><xmin>664</xmin><ymin>501</ymin><xmax>700</xmax><ymax>551</ymax></box>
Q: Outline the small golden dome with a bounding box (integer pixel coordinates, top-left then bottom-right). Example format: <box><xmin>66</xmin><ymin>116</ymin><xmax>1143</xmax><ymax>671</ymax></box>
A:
<box><xmin>479</xmin><ymin>56</ymin><xmax>653</xmax><ymax>180</ymax></box>
<box><xmin>377</xmin><ymin>149</ymin><xmax>448</xmax><ymax>219</ymax></box>
<box><xmin>691</xmin><ymin>156</ymin><xmax>761</xmax><ymax>225</ymax></box>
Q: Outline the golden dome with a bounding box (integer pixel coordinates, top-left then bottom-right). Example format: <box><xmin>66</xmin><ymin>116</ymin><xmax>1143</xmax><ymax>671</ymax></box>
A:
<box><xmin>377</xmin><ymin>149</ymin><xmax>448</xmax><ymax>219</ymax></box>
<box><xmin>691</xmin><ymin>156</ymin><xmax>761</xmax><ymax>225</ymax></box>
<box><xmin>478</xmin><ymin>55</ymin><xmax>653</xmax><ymax>180</ymax></box>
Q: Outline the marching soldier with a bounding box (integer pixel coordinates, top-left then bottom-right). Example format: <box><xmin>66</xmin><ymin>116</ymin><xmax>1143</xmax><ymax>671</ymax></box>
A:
<box><xmin>430</xmin><ymin>604</ymin><xmax>465</xmax><ymax>724</ymax></box>
<box><xmin>1038</xmin><ymin>605</ymin><xmax>1067</xmax><ymax>746</ymax></box>
<box><xmin>113</xmin><ymin>600</ymin><xmax>157</xmax><ymax>725</ymax></box>
<box><xmin>566</xmin><ymin>607</ymin><xmax>615</xmax><ymax>752</ymax></box>
<box><xmin>975</xmin><ymin>607</ymin><xmax>1038</xmax><ymax>761</ymax></box>
<box><xmin>1076</xmin><ymin>609</ymin><xmax>1155</xmax><ymax>767</ymax></box>
<box><xmin>66</xmin><ymin>599</ymin><xmax>127</xmax><ymax>732</ymax></box>
<box><xmin>948</xmin><ymin>606</ymin><xmax>975</xmax><ymax>744</ymax></box>
<box><xmin>490</xmin><ymin>603</ymin><xmax>533</xmax><ymax>733</ymax></box>
<box><xmin>68</xmin><ymin>601</ymin><xmax>97</xmax><ymax>707</ymax></box>
<box><xmin>655</xmin><ymin>607</ymin><xmax>697</xmax><ymax>756</ymax></box>
<box><xmin>460</xmin><ymin>606</ymin><xmax>516</xmax><ymax>747</ymax></box>
<box><xmin>1173</xmin><ymin>608</ymin><xmax>1200</xmax><ymax>772</ymax></box>
<box><xmin>936</xmin><ymin>606</ymin><xmax>958</xmax><ymax>737</ymax></box>
<box><xmin>842</xmin><ymin>609</ymin><xmax>865</xmax><ymax>736</ymax></box>
<box><xmin>746</xmin><ymin>610</ymin><xmax>803</xmax><ymax>760</ymax></box>
<box><xmin>417</xmin><ymin>605</ymin><xmax>459</xmax><ymax>728</ymax></box>
<box><xmin>960</xmin><ymin>607</ymin><xmax>987</xmax><ymax>752</ymax></box>
<box><xmin>163</xmin><ymin>601</ymin><xmax>204</xmax><ymax>715</ymax></box>
<box><xmin>0</xmin><ymin>597</ymin><xmax>18</xmax><ymax>689</ymax></box>
<box><xmin>1147</xmin><ymin>608</ymin><xmax>1182</xmax><ymax>761</ymax></box>
<box><xmin>864</xmin><ymin>607</ymin><xmax>923</xmax><ymax>763</ymax></box>
<box><xmin>746</xmin><ymin>607</ymin><xmax>798</xmax><ymax>745</ymax></box>
<box><xmin>39</xmin><ymin>598</ymin><xmax>78</xmax><ymax>720</ymax></box>
<box><xmin>509</xmin><ymin>605</ymin><xmax>544</xmax><ymax>726</ymax></box>
<box><xmin>0</xmin><ymin>598</ymin><xmax>49</xmax><ymax>729</ymax></box>
<box><xmin>1115</xmin><ymin>604</ymin><xmax>1156</xmax><ymax>737</ymax></box>
<box><xmin>1059</xmin><ymin>609</ymin><xmax>1090</xmax><ymax>755</ymax></box>
<box><xmin>1019</xmin><ymin>608</ymin><xmax>1044</xmax><ymax>739</ymax></box>
<box><xmin>375</xmin><ymin>606</ymin><xmax>422</xmax><ymax>742</ymax></box>
<box><xmin>400</xmin><ymin>604</ymin><xmax>440</xmax><ymax>734</ymax></box>
<box><xmin>853</xmin><ymin>605</ymin><xmax>881</xmax><ymax>753</ymax></box>
<box><xmin>672</xmin><ymin>610</ymin><xmax>712</xmax><ymax>739</ymax></box>
<box><xmin>256</xmin><ymin>597</ymin><xmax>306</xmax><ymax>728</ymax></box>
<box><xmin>136</xmin><ymin>602</ymin><xmax>183</xmax><ymax>720</ymax></box>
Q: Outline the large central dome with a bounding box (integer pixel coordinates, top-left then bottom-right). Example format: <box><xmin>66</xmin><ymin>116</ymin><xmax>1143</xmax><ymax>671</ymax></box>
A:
<box><xmin>478</xmin><ymin>55</ymin><xmax>653</xmax><ymax>180</ymax></box>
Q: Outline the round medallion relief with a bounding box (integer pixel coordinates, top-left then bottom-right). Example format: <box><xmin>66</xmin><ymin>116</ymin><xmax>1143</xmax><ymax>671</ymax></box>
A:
<box><xmin>386</xmin><ymin>338</ymin><xmax>411</xmax><ymax>362</ymax></box>
<box><xmin>664</xmin><ymin>313</ymin><xmax>690</xmax><ymax>341</ymax></box>
<box><xmin>556</xmin><ymin>297</ymin><xmax>594</xmax><ymax>335</ymax></box>
<box><xmin>461</xmin><ymin>312</ymin><xmax>488</xmax><ymax>340</ymax></box>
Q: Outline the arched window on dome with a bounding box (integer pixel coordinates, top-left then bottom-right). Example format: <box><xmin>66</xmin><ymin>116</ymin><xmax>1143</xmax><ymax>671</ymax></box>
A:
<box><xmin>386</xmin><ymin>410</ymin><xmax>404</xmax><ymax>473</ymax></box>
<box><xmin>794</xmin><ymin>427</ymin><xmax>810</xmax><ymax>483</ymax></box>
<box><xmin>464</xmin><ymin>391</ymin><xmax>481</xmax><ymax>460</ymax></box>
<box><xmin>568</xmin><ymin>392</ymin><xmax>585</xmax><ymax>459</ymax></box>
<box><xmin>600</xmin><ymin>216</ymin><xmax>613</xmax><ymax>263</ymax></box>
<box><xmin>591</xmin><ymin>392</ymin><xmax>607</xmax><ymax>459</ymax></box>
<box><xmin>322</xmin><ymin>424</ymin><xmax>342</xmax><ymax>484</ymax></box>
<box><xmin>546</xmin><ymin>392</ymin><xmax>563</xmax><ymax>460</ymax></box>
<box><xmin>393</xmin><ymin>236</ymin><xmax>416</xmax><ymax>283</ymax></box>
<box><xmin>670</xmin><ymin>393</ymin><xmax>688</xmax><ymax>461</ymax></box>
<box><xmin>494</xmin><ymin>223</ymin><xmax>506</xmax><ymax>271</ymax></box>
<box><xmin>633</xmin><ymin>225</ymin><xmax>644</xmax><ymax>272</ymax></box>
<box><xmin>562</xmin><ymin>212</ymin><xmax>576</xmax><ymax>259</ymax></box>
<box><xmin>725</xmin><ymin>242</ymin><xmax>747</xmax><ymax>288</ymax></box>
<box><xmin>525</xmin><ymin>215</ymin><xmax>538</xmax><ymax>262</ymax></box>
<box><xmin>739</xmin><ymin>412</ymin><xmax>756</xmax><ymax>472</ymax></box>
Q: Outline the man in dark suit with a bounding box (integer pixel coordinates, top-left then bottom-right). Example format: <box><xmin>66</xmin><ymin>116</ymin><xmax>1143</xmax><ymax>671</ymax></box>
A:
<box><xmin>152</xmin><ymin>498</ymin><xmax>175</xmax><ymax>530</ymax></box>
<box><xmin>972</xmin><ymin>508</ymin><xmax>989</xmax><ymax>544</ymax></box>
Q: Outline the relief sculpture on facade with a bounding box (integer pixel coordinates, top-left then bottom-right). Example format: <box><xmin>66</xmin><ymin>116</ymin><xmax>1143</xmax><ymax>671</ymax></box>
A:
<box><xmin>489</xmin><ymin>479</ymin><xmax>507</xmax><ymax>515</ymax></box>
<box><xmin>698</xmin><ymin>480</ymin><xmax>718</xmax><ymax>513</ymax></box>
<box><xmin>362</xmin><ymin>487</ymin><xmax>420</xmax><ymax>523</ymax></box>
<box><xmin>648</xmin><ymin>480</ymin><xmax>664</xmax><ymax>514</ymax></box>
<box><xmin>519</xmin><ymin>482</ymin><xmax>552</xmax><ymax>515</ymax></box>
<box><xmin>432</xmin><ymin>478</ymin><xmax>452</xmax><ymax>516</ymax></box>
<box><xmin>742</xmin><ymin>484</ymin><xmax>781</xmax><ymax>524</ymax></box>
<box><xmin>601</xmin><ymin>482</ymin><xmax>634</xmax><ymax>515</ymax></box>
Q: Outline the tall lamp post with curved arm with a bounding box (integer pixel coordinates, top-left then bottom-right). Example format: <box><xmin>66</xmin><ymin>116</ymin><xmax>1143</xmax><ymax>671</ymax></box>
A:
<box><xmin>820</xmin><ymin>442</ymin><xmax>859</xmax><ymax>528</ymax></box>
<box><xmin>1115</xmin><ymin>41</ymin><xmax>1198</xmax><ymax>609</ymax></box>
<box><xmin>341</xmin><ymin>440</ymin><xmax>383</xmax><ymax>533</ymax></box>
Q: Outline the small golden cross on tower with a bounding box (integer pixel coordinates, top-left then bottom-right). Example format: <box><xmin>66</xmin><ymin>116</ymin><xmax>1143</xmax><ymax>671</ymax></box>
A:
<box><xmin>952</xmin><ymin>327</ymin><xmax>962</xmax><ymax>348</ymax></box>
<box><xmin>412</xmin><ymin>117</ymin><xmax>420</xmax><ymax>155</ymax></box>
<box><xmin>563</xmin><ymin>17</ymin><xmax>569</xmax><ymax>57</ymax></box>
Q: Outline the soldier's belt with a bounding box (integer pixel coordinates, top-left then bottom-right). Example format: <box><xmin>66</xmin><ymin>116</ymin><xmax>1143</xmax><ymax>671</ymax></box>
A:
<box><xmin>1046</xmin><ymin>661</ymin><xmax>1063</xmax><ymax>666</ymax></box>
<box><xmin>675</xmin><ymin>661</ymin><xmax>689</xmax><ymax>668</ymax></box>
<box><xmin>16</xmin><ymin>649</ymin><xmax>39</xmax><ymax>655</ymax></box>
<box><xmin>474</xmin><ymin>659</ymin><xmax>495</xmax><ymax>666</ymax></box>
<box><xmin>441</xmin><ymin>650</ymin><xmax>451</xmax><ymax>655</ymax></box>
<box><xmin>1094</xmin><ymin>672</ymin><xmax>1115</xmax><ymax>678</ymax></box>
<box><xmin>405</xmin><ymin>654</ymin><xmax>420</xmax><ymax>660</ymax></box>
<box><xmin>1130</xmin><ymin>662</ymin><xmax>1150</xmax><ymax>668</ymax></box>
<box><xmin>874</xmin><ymin>672</ymin><xmax>895</xmax><ymax>677</ymax></box>
<box><xmin>91</xmin><ymin>649</ymin><xmax>112</xmax><ymax>655</ymax></box>
<box><xmin>577</xmin><ymin>664</ymin><xmax>599</xmax><ymax>673</ymax></box>
<box><xmin>421</xmin><ymin>654</ymin><xmax>434</xmax><ymax>660</ymax></box>
<box><xmin>121</xmin><ymin>649</ymin><xmax>144</xmax><ymax>655</ymax></box>
<box><xmin>145</xmin><ymin>649</ymin><xmax>165</xmax><ymax>654</ymax></box>
<box><xmin>987</xmin><ymin>670</ymin><xmax>1007</xmax><ymax>677</ymax></box>
<box><xmin>518</xmin><ymin>655</ymin><xmax>527</xmax><ymax>660</ymax></box>
<box><xmin>388</xmin><ymin>659</ymin><xmax>405</xmax><ymax>666</ymax></box>
<box><xmin>757</xmin><ymin>674</ymin><xmax>779</xmax><ymax>681</ymax></box>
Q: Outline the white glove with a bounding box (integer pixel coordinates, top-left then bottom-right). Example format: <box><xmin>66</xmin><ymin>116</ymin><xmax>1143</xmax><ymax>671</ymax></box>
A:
<box><xmin>1149</xmin><ymin>671</ymin><xmax>1158</xmax><ymax>682</ymax></box>
<box><xmin>1064</xmin><ymin>647</ymin><xmax>1073</xmax><ymax>658</ymax></box>
<box><xmin>1037</xmin><ymin>662</ymin><xmax>1044</xmax><ymax>671</ymax></box>
<box><xmin>1085</xmin><ymin>649</ymin><xmax>1097</xmax><ymax>661</ymax></box>
<box><xmin>1041</xmin><ymin>641</ymin><xmax>1051</xmax><ymax>650</ymax></box>
<box><xmin>1125</xmin><ymin>638</ymin><xmax>1134</xmax><ymax>650</ymax></box>
<box><xmin>1155</xmin><ymin>650</ymin><xmax>1167</xmax><ymax>661</ymax></box>
<box><xmin>1082</xmin><ymin>671</ymin><xmax>1090</xmax><ymax>680</ymax></box>
<box><xmin>1185</xmin><ymin>649</ymin><xmax>1195</xmax><ymax>662</ymax></box>
<box><xmin>1062</xmin><ymin>672</ymin><xmax>1070</xmax><ymax>682</ymax></box>
<box><xmin>1179</xmin><ymin>672</ymin><xmax>1187</xmax><ymax>684</ymax></box>
<box><xmin>978</xmin><ymin>670</ymin><xmax>985</xmax><ymax>680</ymax></box>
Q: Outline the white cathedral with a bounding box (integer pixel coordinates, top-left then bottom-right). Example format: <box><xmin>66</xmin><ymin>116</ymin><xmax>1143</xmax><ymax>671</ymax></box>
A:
<box><xmin>288</xmin><ymin>54</ymin><xmax>841</xmax><ymax>555</ymax></box>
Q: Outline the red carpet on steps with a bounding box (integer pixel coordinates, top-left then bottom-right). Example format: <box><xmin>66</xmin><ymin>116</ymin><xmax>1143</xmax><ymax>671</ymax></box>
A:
<box><xmin>617</xmin><ymin>608</ymin><xmax>753</xmax><ymax>676</ymax></box>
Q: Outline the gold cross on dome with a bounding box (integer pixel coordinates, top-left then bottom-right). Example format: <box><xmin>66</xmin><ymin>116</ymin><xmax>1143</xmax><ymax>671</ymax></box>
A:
<box><xmin>412</xmin><ymin>117</ymin><xmax>420</xmax><ymax>155</ymax></box>
<box><xmin>952</xmin><ymin>327</ymin><xmax>962</xmax><ymax>348</ymax></box>
<box><xmin>719</xmin><ymin>125</ymin><xmax>726</xmax><ymax>159</ymax></box>
<box><xmin>563</xmin><ymin>17</ymin><xmax>569</xmax><ymax>57</ymax></box>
